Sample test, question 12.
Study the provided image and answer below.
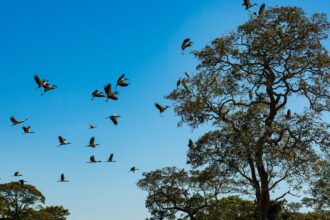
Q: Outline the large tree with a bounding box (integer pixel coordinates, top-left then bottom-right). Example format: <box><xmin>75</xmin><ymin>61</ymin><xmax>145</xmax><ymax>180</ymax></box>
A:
<box><xmin>166</xmin><ymin>6</ymin><xmax>330</xmax><ymax>220</ymax></box>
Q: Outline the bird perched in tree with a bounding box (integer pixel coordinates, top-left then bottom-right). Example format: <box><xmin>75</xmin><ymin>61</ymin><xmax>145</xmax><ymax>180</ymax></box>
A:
<box><xmin>155</xmin><ymin>103</ymin><xmax>169</xmax><ymax>113</ymax></box>
<box><xmin>181</xmin><ymin>79</ymin><xmax>191</xmax><ymax>93</ymax></box>
<box><xmin>10</xmin><ymin>116</ymin><xmax>28</xmax><ymax>126</ymax></box>
<box><xmin>107</xmin><ymin>114</ymin><xmax>120</xmax><ymax>125</ymax></box>
<box><xmin>242</xmin><ymin>0</ymin><xmax>257</xmax><ymax>10</ymax></box>
<box><xmin>249</xmin><ymin>90</ymin><xmax>253</xmax><ymax>100</ymax></box>
<box><xmin>22</xmin><ymin>126</ymin><xmax>34</xmax><ymax>134</ymax></box>
<box><xmin>188</xmin><ymin>139</ymin><xmax>194</xmax><ymax>148</ymax></box>
<box><xmin>18</xmin><ymin>179</ymin><xmax>27</xmax><ymax>185</ymax></box>
<box><xmin>41</xmin><ymin>83</ymin><xmax>57</xmax><ymax>96</ymax></box>
<box><xmin>286</xmin><ymin>109</ymin><xmax>292</xmax><ymax>120</ymax></box>
<box><xmin>176</xmin><ymin>78</ymin><xmax>181</xmax><ymax>87</ymax></box>
<box><xmin>254</xmin><ymin>3</ymin><xmax>265</xmax><ymax>16</ymax></box>
<box><xmin>181</xmin><ymin>38</ymin><xmax>193</xmax><ymax>53</ymax></box>
<box><xmin>129</xmin><ymin>167</ymin><xmax>139</xmax><ymax>173</ymax></box>
<box><xmin>116</xmin><ymin>74</ymin><xmax>130</xmax><ymax>88</ymax></box>
<box><xmin>58</xmin><ymin>173</ymin><xmax>69</xmax><ymax>182</ymax></box>
<box><xmin>104</xmin><ymin>83</ymin><xmax>118</xmax><ymax>101</ymax></box>
<box><xmin>88</xmin><ymin>155</ymin><xmax>101</xmax><ymax>163</ymax></box>
<box><xmin>57</xmin><ymin>136</ymin><xmax>71</xmax><ymax>147</ymax></box>
<box><xmin>105</xmin><ymin>154</ymin><xmax>116</xmax><ymax>163</ymax></box>
<box><xmin>89</xmin><ymin>124</ymin><xmax>97</xmax><ymax>129</ymax></box>
<box><xmin>13</xmin><ymin>171</ymin><xmax>23</xmax><ymax>177</ymax></box>
<box><xmin>86</xmin><ymin>137</ymin><xmax>99</xmax><ymax>148</ymax></box>
<box><xmin>34</xmin><ymin>75</ymin><xmax>49</xmax><ymax>89</ymax></box>
<box><xmin>91</xmin><ymin>89</ymin><xmax>105</xmax><ymax>100</ymax></box>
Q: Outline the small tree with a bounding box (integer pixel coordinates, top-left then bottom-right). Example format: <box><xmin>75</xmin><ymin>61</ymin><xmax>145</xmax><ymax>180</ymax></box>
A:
<box><xmin>0</xmin><ymin>182</ymin><xmax>45</xmax><ymax>220</ymax></box>
<box><xmin>166</xmin><ymin>6</ymin><xmax>330</xmax><ymax>220</ymax></box>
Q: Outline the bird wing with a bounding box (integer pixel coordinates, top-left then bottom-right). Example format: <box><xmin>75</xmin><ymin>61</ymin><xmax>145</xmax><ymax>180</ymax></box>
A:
<box><xmin>104</xmin><ymin>84</ymin><xmax>111</xmax><ymax>95</ymax></box>
<box><xmin>259</xmin><ymin>4</ymin><xmax>265</xmax><ymax>15</ymax></box>
<box><xmin>109</xmin><ymin>154</ymin><xmax>113</xmax><ymax>161</ymax></box>
<box><xmin>34</xmin><ymin>75</ymin><xmax>42</xmax><ymax>85</ymax></box>
<box><xmin>10</xmin><ymin>116</ymin><xmax>18</xmax><ymax>123</ymax></box>
<box><xmin>90</xmin><ymin>137</ymin><xmax>95</xmax><ymax>145</ymax></box>
<box><xmin>155</xmin><ymin>103</ymin><xmax>162</xmax><ymax>111</ymax></box>
<box><xmin>58</xmin><ymin>136</ymin><xmax>64</xmax><ymax>144</ymax></box>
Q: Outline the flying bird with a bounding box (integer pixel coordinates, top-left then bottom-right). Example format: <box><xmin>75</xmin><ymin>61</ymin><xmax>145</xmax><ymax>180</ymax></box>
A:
<box><xmin>116</xmin><ymin>74</ymin><xmax>130</xmax><ymax>88</ymax></box>
<box><xmin>41</xmin><ymin>83</ymin><xmax>57</xmax><ymax>96</ymax></box>
<box><xmin>155</xmin><ymin>103</ymin><xmax>169</xmax><ymax>113</ymax></box>
<box><xmin>88</xmin><ymin>155</ymin><xmax>101</xmax><ymax>163</ymax></box>
<box><xmin>34</xmin><ymin>75</ymin><xmax>48</xmax><ymax>89</ymax></box>
<box><xmin>86</xmin><ymin>137</ymin><xmax>99</xmax><ymax>148</ymax></box>
<box><xmin>129</xmin><ymin>167</ymin><xmax>139</xmax><ymax>173</ymax></box>
<box><xmin>255</xmin><ymin>3</ymin><xmax>265</xmax><ymax>16</ymax></box>
<box><xmin>58</xmin><ymin>173</ymin><xmax>69</xmax><ymax>182</ymax></box>
<box><xmin>13</xmin><ymin>171</ymin><xmax>23</xmax><ymax>177</ymax></box>
<box><xmin>89</xmin><ymin>124</ymin><xmax>97</xmax><ymax>129</ymax></box>
<box><xmin>107</xmin><ymin>115</ymin><xmax>120</xmax><ymax>125</ymax></box>
<box><xmin>104</xmin><ymin>84</ymin><xmax>118</xmax><ymax>101</ymax></box>
<box><xmin>10</xmin><ymin>116</ymin><xmax>28</xmax><ymax>126</ymax></box>
<box><xmin>57</xmin><ymin>136</ymin><xmax>71</xmax><ymax>147</ymax></box>
<box><xmin>105</xmin><ymin>154</ymin><xmax>116</xmax><ymax>163</ymax></box>
<box><xmin>91</xmin><ymin>90</ymin><xmax>105</xmax><ymax>100</ymax></box>
<box><xmin>22</xmin><ymin>126</ymin><xmax>34</xmax><ymax>134</ymax></box>
<box><xmin>242</xmin><ymin>0</ymin><xmax>257</xmax><ymax>10</ymax></box>
<box><xmin>181</xmin><ymin>38</ymin><xmax>193</xmax><ymax>53</ymax></box>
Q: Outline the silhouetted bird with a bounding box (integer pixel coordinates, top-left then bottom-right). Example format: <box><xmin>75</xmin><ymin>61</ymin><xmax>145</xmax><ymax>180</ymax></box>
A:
<box><xmin>177</xmin><ymin>78</ymin><xmax>181</xmax><ymax>87</ymax></box>
<box><xmin>254</xmin><ymin>3</ymin><xmax>265</xmax><ymax>16</ymax></box>
<box><xmin>181</xmin><ymin>38</ymin><xmax>193</xmax><ymax>53</ymax></box>
<box><xmin>58</xmin><ymin>173</ymin><xmax>69</xmax><ymax>182</ymax></box>
<box><xmin>105</xmin><ymin>154</ymin><xmax>116</xmax><ymax>163</ymax></box>
<box><xmin>86</xmin><ymin>137</ymin><xmax>99</xmax><ymax>148</ymax></box>
<box><xmin>18</xmin><ymin>179</ymin><xmax>27</xmax><ymax>185</ymax></box>
<box><xmin>58</xmin><ymin>136</ymin><xmax>71</xmax><ymax>147</ymax></box>
<box><xmin>22</xmin><ymin>126</ymin><xmax>34</xmax><ymax>134</ymax></box>
<box><xmin>89</xmin><ymin>124</ymin><xmax>97</xmax><ymax>129</ymax></box>
<box><xmin>242</xmin><ymin>0</ymin><xmax>257</xmax><ymax>10</ymax></box>
<box><xmin>107</xmin><ymin>114</ymin><xmax>120</xmax><ymax>125</ymax></box>
<box><xmin>88</xmin><ymin>155</ymin><xmax>101</xmax><ymax>163</ymax></box>
<box><xmin>10</xmin><ymin>116</ymin><xmax>28</xmax><ymax>126</ymax></box>
<box><xmin>181</xmin><ymin>79</ymin><xmax>191</xmax><ymax>93</ymax></box>
<box><xmin>286</xmin><ymin>109</ymin><xmax>291</xmax><ymax>120</ymax></box>
<box><xmin>116</xmin><ymin>74</ymin><xmax>129</xmax><ymax>88</ymax></box>
<box><xmin>13</xmin><ymin>171</ymin><xmax>23</xmax><ymax>177</ymax></box>
<box><xmin>41</xmin><ymin>83</ymin><xmax>57</xmax><ymax>96</ymax></box>
<box><xmin>155</xmin><ymin>103</ymin><xmax>169</xmax><ymax>113</ymax></box>
<box><xmin>188</xmin><ymin>139</ymin><xmax>194</xmax><ymax>148</ymax></box>
<box><xmin>104</xmin><ymin>84</ymin><xmax>118</xmax><ymax>101</ymax></box>
<box><xmin>34</xmin><ymin>75</ymin><xmax>48</xmax><ymax>89</ymax></box>
<box><xmin>249</xmin><ymin>91</ymin><xmax>253</xmax><ymax>100</ymax></box>
<box><xmin>91</xmin><ymin>89</ymin><xmax>105</xmax><ymax>100</ymax></box>
<box><xmin>129</xmin><ymin>167</ymin><xmax>139</xmax><ymax>172</ymax></box>
<box><xmin>184</xmin><ymin>72</ymin><xmax>190</xmax><ymax>78</ymax></box>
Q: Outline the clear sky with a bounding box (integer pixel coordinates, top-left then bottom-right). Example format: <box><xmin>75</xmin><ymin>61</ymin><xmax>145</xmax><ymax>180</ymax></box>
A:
<box><xmin>0</xmin><ymin>0</ymin><xmax>329</xmax><ymax>219</ymax></box>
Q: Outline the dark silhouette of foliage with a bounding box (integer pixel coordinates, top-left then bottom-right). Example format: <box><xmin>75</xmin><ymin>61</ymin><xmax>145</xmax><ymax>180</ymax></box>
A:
<box><xmin>166</xmin><ymin>6</ymin><xmax>330</xmax><ymax>220</ymax></box>
<box><xmin>0</xmin><ymin>182</ymin><xmax>69</xmax><ymax>220</ymax></box>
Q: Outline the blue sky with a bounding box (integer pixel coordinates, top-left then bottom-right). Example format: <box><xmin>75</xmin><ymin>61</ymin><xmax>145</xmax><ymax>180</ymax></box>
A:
<box><xmin>0</xmin><ymin>0</ymin><xmax>329</xmax><ymax>219</ymax></box>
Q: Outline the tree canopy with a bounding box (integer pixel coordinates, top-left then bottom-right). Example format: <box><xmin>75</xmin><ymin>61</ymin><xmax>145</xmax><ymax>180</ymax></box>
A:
<box><xmin>140</xmin><ymin>6</ymin><xmax>330</xmax><ymax>220</ymax></box>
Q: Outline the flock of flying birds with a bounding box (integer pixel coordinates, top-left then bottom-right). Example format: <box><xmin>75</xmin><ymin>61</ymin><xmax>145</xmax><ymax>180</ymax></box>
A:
<box><xmin>7</xmin><ymin>0</ymin><xmax>266</xmax><ymax>185</ymax></box>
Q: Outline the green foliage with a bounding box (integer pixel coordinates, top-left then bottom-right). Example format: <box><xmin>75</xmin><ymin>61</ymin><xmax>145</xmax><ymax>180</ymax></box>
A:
<box><xmin>0</xmin><ymin>182</ymin><xmax>69</xmax><ymax>220</ymax></box>
<box><xmin>0</xmin><ymin>182</ymin><xmax>45</xmax><ymax>220</ymax></box>
<box><xmin>165</xmin><ymin>6</ymin><xmax>330</xmax><ymax>220</ymax></box>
